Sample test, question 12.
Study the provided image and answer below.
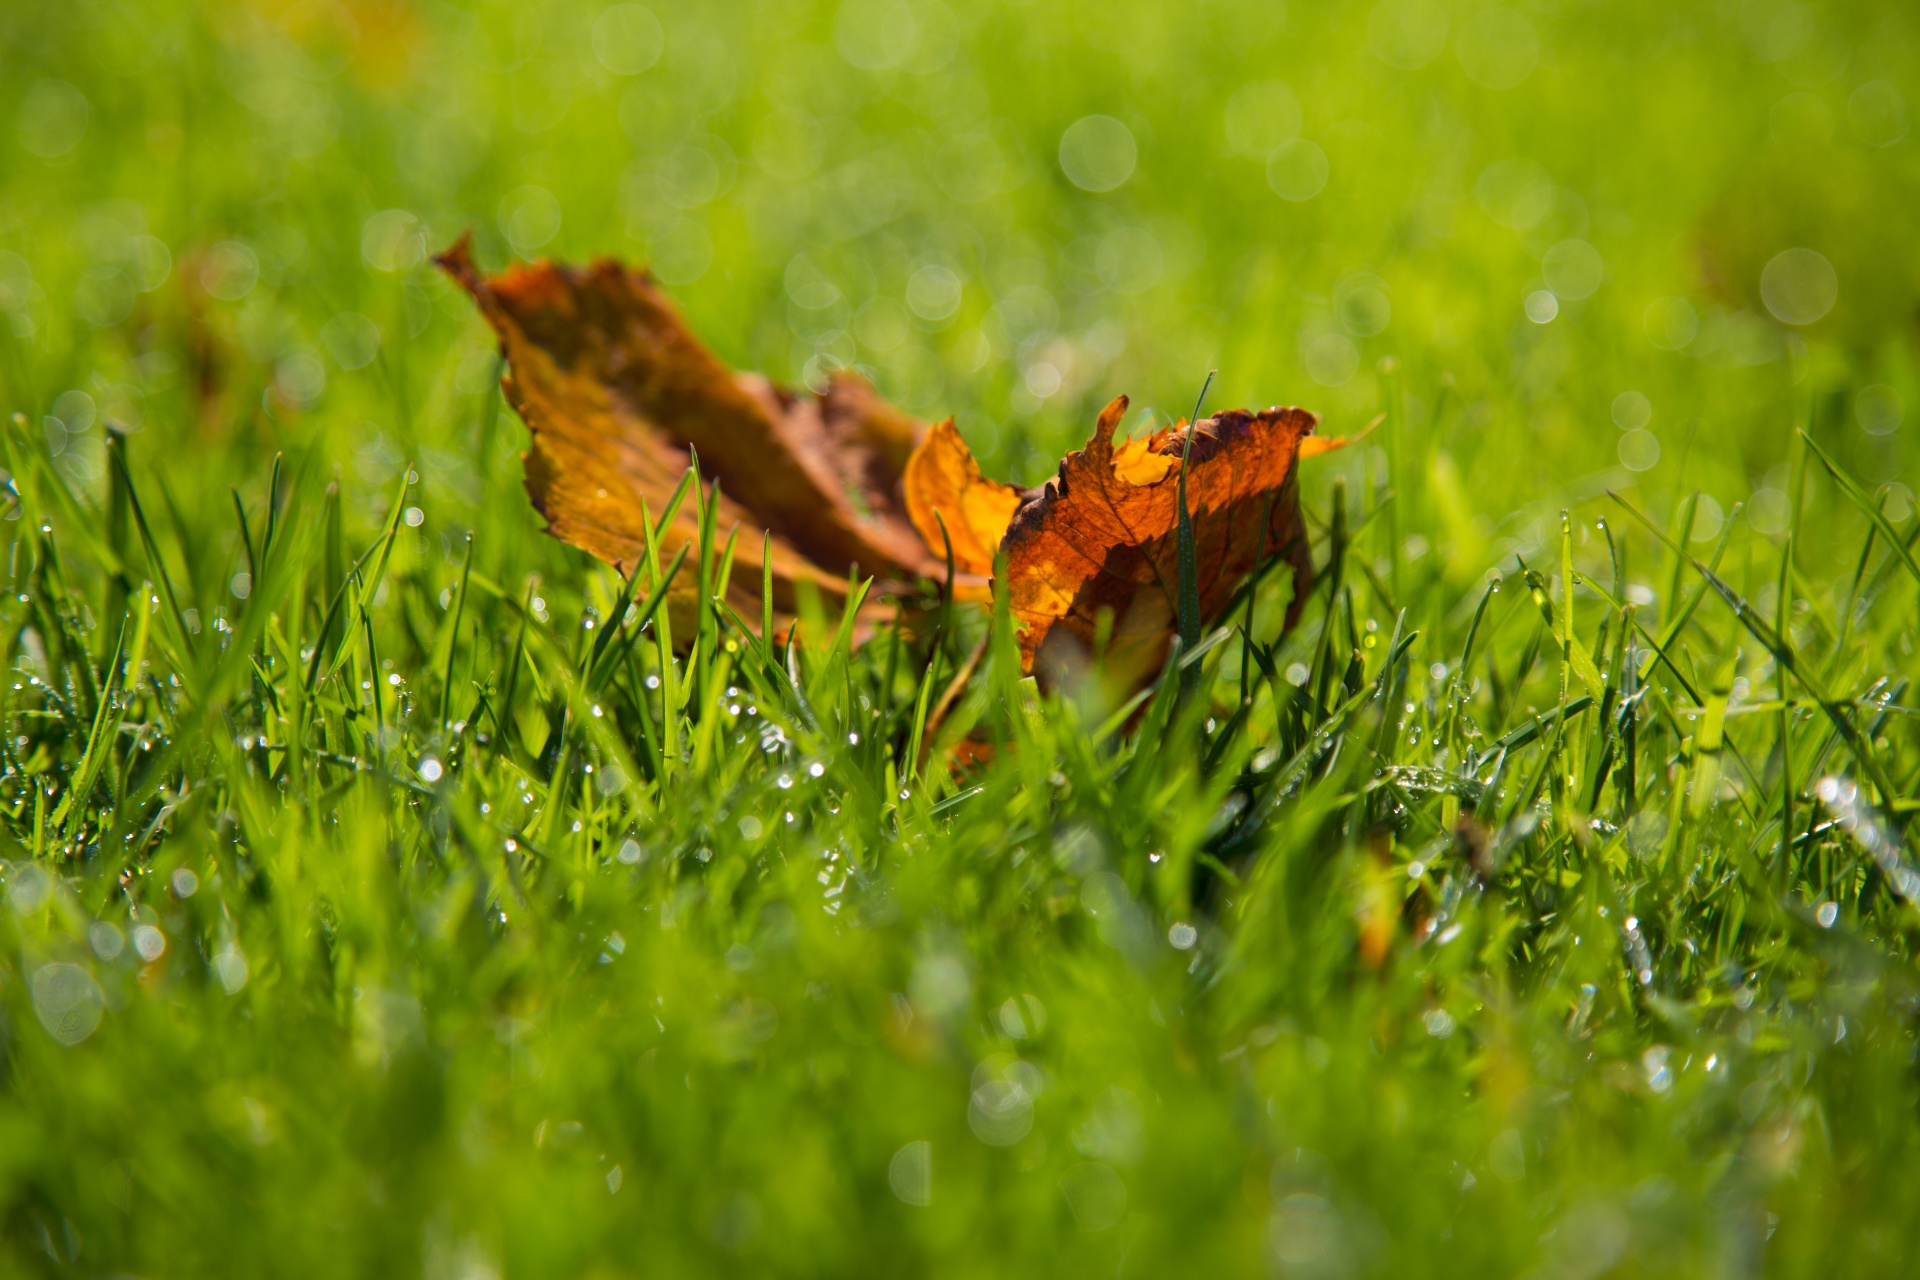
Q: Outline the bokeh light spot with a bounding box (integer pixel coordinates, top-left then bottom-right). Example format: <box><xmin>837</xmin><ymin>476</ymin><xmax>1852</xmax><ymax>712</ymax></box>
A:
<box><xmin>1644</xmin><ymin>296</ymin><xmax>1698</xmax><ymax>350</ymax></box>
<box><xmin>1368</xmin><ymin>0</ymin><xmax>1449</xmax><ymax>69</ymax></box>
<box><xmin>1855</xmin><ymin>384</ymin><xmax>1902</xmax><ymax>436</ymax></box>
<box><xmin>592</xmin><ymin>4</ymin><xmax>664</xmax><ymax>76</ymax></box>
<box><xmin>835</xmin><ymin>0</ymin><xmax>922</xmax><ymax>71</ymax></box>
<box><xmin>1747</xmin><ymin>488</ymin><xmax>1791</xmax><ymax>535</ymax></box>
<box><xmin>1266</xmin><ymin>140</ymin><xmax>1328</xmax><ymax>201</ymax></box>
<box><xmin>1456</xmin><ymin>8</ymin><xmax>1540</xmax><ymax>89</ymax></box>
<box><xmin>1687</xmin><ymin>495</ymin><xmax>1725</xmax><ymax>543</ymax></box>
<box><xmin>1475</xmin><ymin>159</ymin><xmax>1554</xmax><ymax>231</ymax></box>
<box><xmin>889</xmin><ymin>1141</ymin><xmax>932</xmax><ymax>1205</ymax></box>
<box><xmin>1848</xmin><ymin>81</ymin><xmax>1910</xmax><ymax>147</ymax></box>
<box><xmin>89</xmin><ymin>921</ymin><xmax>124</xmax><ymax>961</ymax></box>
<box><xmin>1759</xmin><ymin>248</ymin><xmax>1837</xmax><ymax>325</ymax></box>
<box><xmin>1611</xmin><ymin>391</ymin><xmax>1651</xmax><ymax>431</ymax></box>
<box><xmin>31</xmin><ymin>964</ymin><xmax>103</xmax><ymax>1046</ymax></box>
<box><xmin>1617</xmin><ymin>429</ymin><xmax>1659</xmax><ymax>471</ymax></box>
<box><xmin>1542</xmin><ymin>239</ymin><xmax>1603</xmax><ymax>301</ymax></box>
<box><xmin>499</xmin><ymin>186</ymin><xmax>562</xmax><ymax>252</ymax></box>
<box><xmin>16</xmin><ymin>81</ymin><xmax>91</xmax><ymax>158</ymax></box>
<box><xmin>649</xmin><ymin>218</ymin><xmax>713</xmax><ymax>285</ymax></box>
<box><xmin>906</xmin><ymin>264</ymin><xmax>963</xmax><ymax>322</ymax></box>
<box><xmin>1223</xmin><ymin>81</ymin><xmax>1302</xmax><ymax>157</ymax></box>
<box><xmin>1059</xmin><ymin>116</ymin><xmax>1137</xmax><ymax>192</ymax></box>
<box><xmin>321</xmin><ymin>312</ymin><xmax>382</xmax><ymax>370</ymax></box>
<box><xmin>360</xmin><ymin>210</ymin><xmax>426</xmax><ymax>273</ymax></box>
<box><xmin>1336</xmin><ymin>275</ymin><xmax>1391</xmax><ymax>336</ymax></box>
<box><xmin>1302</xmin><ymin>328</ymin><xmax>1359</xmax><ymax>386</ymax></box>
<box><xmin>200</xmin><ymin>241</ymin><xmax>259</xmax><ymax>301</ymax></box>
<box><xmin>1060</xmin><ymin>1162</ymin><xmax>1127</xmax><ymax>1231</ymax></box>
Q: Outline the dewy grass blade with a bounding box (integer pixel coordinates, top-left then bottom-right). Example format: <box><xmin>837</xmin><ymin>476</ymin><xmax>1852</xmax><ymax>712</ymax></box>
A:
<box><xmin>1242</xmin><ymin>489</ymin><xmax>1274</xmax><ymax>708</ymax></box>
<box><xmin>1609</xmin><ymin>489</ymin><xmax>1908</xmax><ymax>820</ymax></box>
<box><xmin>56</xmin><ymin>615</ymin><xmax>128</xmax><ymax>838</ymax></box>
<box><xmin>1456</xmin><ymin>574</ymin><xmax>1500</xmax><ymax>681</ymax></box>
<box><xmin>1094</xmin><ymin>625</ymin><xmax>1251</xmax><ymax>742</ymax></box>
<box><xmin>933</xmin><ymin>510</ymin><xmax>957</xmax><ymax>660</ymax></box>
<box><xmin>108</xmin><ymin>439</ymin><xmax>196</xmax><ymax>676</ymax></box>
<box><xmin>310</xmin><ymin>527</ymin><xmax>409</xmax><ymax>692</ymax></box>
<box><xmin>638</xmin><ymin>497</ymin><xmax>676</xmax><ymax>775</ymax></box>
<box><xmin>8</xmin><ymin>412</ymin><xmax>129</xmax><ymax>584</ymax></box>
<box><xmin>1313</xmin><ymin>479</ymin><xmax>1349</xmax><ymax>718</ymax></box>
<box><xmin>929</xmin><ymin>785</ymin><xmax>984</xmax><ymax>816</ymax></box>
<box><xmin>1570</xmin><ymin>571</ymin><xmax>1704</xmax><ymax>704</ymax></box>
<box><xmin>597</xmin><ymin>544</ymin><xmax>688</xmax><ymax>693</ymax></box>
<box><xmin>356</xmin><ymin>464</ymin><xmax>415</xmax><ymax>617</ymax></box>
<box><xmin>711</xmin><ymin>522</ymin><xmax>740</xmax><ymax>622</ymax></box>
<box><xmin>904</xmin><ymin>646</ymin><xmax>940</xmax><ymax>782</ymax></box>
<box><xmin>309</xmin><ymin>467</ymin><xmax>416</xmax><ymax>692</ymax></box>
<box><xmin>1800</xmin><ymin>429</ymin><xmax>1920</xmax><ymax>592</ymax></box>
<box><xmin>230</xmin><ymin>486</ymin><xmax>258</xmax><ymax>606</ymax></box>
<box><xmin>440</xmin><ymin>533</ymin><xmax>475</xmax><ymax>730</ymax></box>
<box><xmin>760</xmin><ymin>529</ymin><xmax>776</xmax><ymax>666</ymax></box>
<box><xmin>1175</xmin><ymin>370</ymin><xmax>1215</xmax><ymax>691</ymax></box>
<box><xmin>1778</xmin><ymin>474</ymin><xmax>1798</xmax><ymax>870</ymax></box>
<box><xmin>582</xmin><ymin>555</ymin><xmax>644</xmax><ymax>683</ymax></box>
<box><xmin>1663</xmin><ymin>492</ymin><xmax>1699</xmax><ymax>628</ymax></box>
<box><xmin>690</xmin><ymin>450</ymin><xmax>716</xmax><ymax>696</ymax></box>
<box><xmin>260</xmin><ymin>451</ymin><xmax>285</xmax><ymax>568</ymax></box>
<box><xmin>826</xmin><ymin>570</ymin><xmax>872</xmax><ymax>670</ymax></box>
<box><xmin>1562</xmin><ymin>513</ymin><xmax>1605</xmax><ymax>701</ymax></box>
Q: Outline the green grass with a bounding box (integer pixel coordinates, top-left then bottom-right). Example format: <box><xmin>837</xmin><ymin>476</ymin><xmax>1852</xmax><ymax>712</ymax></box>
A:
<box><xmin>2</xmin><ymin>0</ymin><xmax>1920</xmax><ymax>1274</ymax></box>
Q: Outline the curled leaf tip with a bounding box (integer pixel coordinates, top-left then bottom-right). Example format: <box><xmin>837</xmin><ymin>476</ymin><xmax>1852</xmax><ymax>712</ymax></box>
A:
<box><xmin>431</xmin><ymin>229</ymin><xmax>480</xmax><ymax>290</ymax></box>
<box><xmin>1297</xmin><ymin>413</ymin><xmax>1378</xmax><ymax>459</ymax></box>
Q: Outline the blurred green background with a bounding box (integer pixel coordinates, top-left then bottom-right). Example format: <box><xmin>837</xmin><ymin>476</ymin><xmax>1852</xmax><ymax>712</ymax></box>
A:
<box><xmin>3</xmin><ymin>0</ymin><xmax>1914</xmax><ymax>561</ymax></box>
<box><xmin>3</xmin><ymin>1</ymin><xmax>1920</xmax><ymax>1276</ymax></box>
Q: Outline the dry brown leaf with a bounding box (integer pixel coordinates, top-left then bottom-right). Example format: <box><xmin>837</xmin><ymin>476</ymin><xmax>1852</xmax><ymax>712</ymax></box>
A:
<box><xmin>436</xmin><ymin>235</ymin><xmax>948</xmax><ymax>622</ymax></box>
<box><xmin>906</xmin><ymin>394</ymin><xmax>1328</xmax><ymax>690</ymax></box>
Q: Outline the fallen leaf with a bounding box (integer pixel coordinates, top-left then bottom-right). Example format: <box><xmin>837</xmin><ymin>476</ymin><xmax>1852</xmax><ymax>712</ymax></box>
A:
<box><xmin>436</xmin><ymin>235</ymin><xmax>948</xmax><ymax>624</ymax></box>
<box><xmin>902</xmin><ymin>418</ymin><xmax>1023</xmax><ymax>580</ymax></box>
<box><xmin>906</xmin><ymin>395</ymin><xmax>1329</xmax><ymax>689</ymax></box>
<box><xmin>441</xmin><ymin>236</ymin><xmax>1337</xmax><ymax>682</ymax></box>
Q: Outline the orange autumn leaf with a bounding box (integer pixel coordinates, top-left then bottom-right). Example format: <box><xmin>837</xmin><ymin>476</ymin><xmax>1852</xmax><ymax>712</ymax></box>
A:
<box><xmin>904</xmin><ymin>395</ymin><xmax>1327</xmax><ymax>689</ymax></box>
<box><xmin>439</xmin><ymin>233</ymin><xmax>1337</xmax><ymax>684</ymax></box>
<box><xmin>436</xmin><ymin>235</ymin><xmax>952</xmax><ymax>623</ymax></box>
<box><xmin>903</xmin><ymin>418</ymin><xmax>1023</xmax><ymax>580</ymax></box>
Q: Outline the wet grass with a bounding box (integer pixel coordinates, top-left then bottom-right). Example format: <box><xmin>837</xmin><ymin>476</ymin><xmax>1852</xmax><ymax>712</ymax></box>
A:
<box><xmin>1</xmin><ymin>0</ymin><xmax>1919</xmax><ymax>1275</ymax></box>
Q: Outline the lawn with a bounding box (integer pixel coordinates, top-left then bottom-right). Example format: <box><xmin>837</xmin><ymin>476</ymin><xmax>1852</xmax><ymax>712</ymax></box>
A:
<box><xmin>2</xmin><ymin>0</ymin><xmax>1918</xmax><ymax>1274</ymax></box>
